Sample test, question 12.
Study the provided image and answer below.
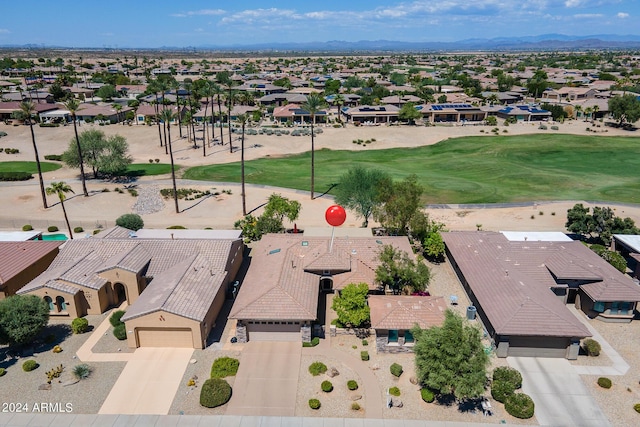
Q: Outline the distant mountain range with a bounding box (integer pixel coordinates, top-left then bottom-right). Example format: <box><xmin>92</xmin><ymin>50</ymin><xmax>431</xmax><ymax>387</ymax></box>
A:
<box><xmin>3</xmin><ymin>34</ymin><xmax>640</xmax><ymax>52</ymax></box>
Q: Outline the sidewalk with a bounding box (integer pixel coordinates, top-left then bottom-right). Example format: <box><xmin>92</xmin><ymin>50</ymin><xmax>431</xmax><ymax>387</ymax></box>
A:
<box><xmin>76</xmin><ymin>303</ymin><xmax>133</xmax><ymax>363</ymax></box>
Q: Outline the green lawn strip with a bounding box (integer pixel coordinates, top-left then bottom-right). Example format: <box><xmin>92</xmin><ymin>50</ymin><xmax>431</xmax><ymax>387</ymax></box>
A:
<box><xmin>181</xmin><ymin>133</ymin><xmax>640</xmax><ymax>204</ymax></box>
<box><xmin>125</xmin><ymin>163</ymin><xmax>178</xmax><ymax>177</ymax></box>
<box><xmin>0</xmin><ymin>161</ymin><xmax>61</xmax><ymax>173</ymax></box>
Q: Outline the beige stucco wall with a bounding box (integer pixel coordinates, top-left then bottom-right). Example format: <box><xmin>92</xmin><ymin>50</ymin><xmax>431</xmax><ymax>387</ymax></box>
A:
<box><xmin>21</xmin><ymin>287</ymin><xmax>83</xmax><ymax>318</ymax></box>
<box><xmin>124</xmin><ymin>311</ymin><xmax>202</xmax><ymax>348</ymax></box>
<box><xmin>0</xmin><ymin>250</ymin><xmax>59</xmax><ymax>299</ymax></box>
<box><xmin>98</xmin><ymin>268</ymin><xmax>146</xmax><ymax>305</ymax></box>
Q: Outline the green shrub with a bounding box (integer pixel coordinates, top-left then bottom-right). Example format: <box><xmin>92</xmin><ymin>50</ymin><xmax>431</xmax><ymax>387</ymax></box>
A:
<box><xmin>200</xmin><ymin>378</ymin><xmax>232</xmax><ymax>408</ymax></box>
<box><xmin>505</xmin><ymin>393</ymin><xmax>535</xmax><ymax>419</ymax></box>
<box><xmin>47</xmin><ymin>226</ymin><xmax>59</xmax><ymax>232</ymax></box>
<box><xmin>597</xmin><ymin>377</ymin><xmax>612</xmax><ymax>389</ymax></box>
<box><xmin>0</xmin><ymin>368</ymin><xmax>6</xmax><ymax>377</ymax></box>
<box><xmin>109</xmin><ymin>310</ymin><xmax>126</xmax><ymax>327</ymax></box>
<box><xmin>550</xmin><ymin>125</ymin><xmax>559</xmax><ymax>130</ymax></box>
<box><xmin>71</xmin><ymin>317</ymin><xmax>89</xmax><ymax>334</ymax></box>
<box><xmin>22</xmin><ymin>360</ymin><xmax>38</xmax><ymax>372</ymax></box>
<box><xmin>302</xmin><ymin>336</ymin><xmax>320</xmax><ymax>347</ymax></box>
<box><xmin>634</xmin><ymin>403</ymin><xmax>640</xmax><ymax>413</ymax></box>
<box><xmin>210</xmin><ymin>357</ymin><xmax>239</xmax><ymax>378</ymax></box>
<box><xmin>115</xmin><ymin>213</ymin><xmax>144</xmax><ymax>231</ymax></box>
<box><xmin>93</xmin><ymin>229</ymin><xmax>101</xmax><ymax>235</ymax></box>
<box><xmin>347</xmin><ymin>380</ymin><xmax>358</xmax><ymax>390</ymax></box>
<box><xmin>44</xmin><ymin>154</ymin><xmax>63</xmax><ymax>161</ymax></box>
<box><xmin>0</xmin><ymin>172</ymin><xmax>32</xmax><ymax>181</ymax></box>
<box><xmin>491</xmin><ymin>380</ymin><xmax>517</xmax><ymax>403</ymax></box>
<box><xmin>113</xmin><ymin>324</ymin><xmax>126</xmax><ymax>340</ymax></box>
<box><xmin>73</xmin><ymin>227</ymin><xmax>84</xmax><ymax>233</ymax></box>
<box><xmin>584</xmin><ymin>338</ymin><xmax>601</xmax><ymax>357</ymax></box>
<box><xmin>421</xmin><ymin>388</ymin><xmax>435</xmax><ymax>403</ymax></box>
<box><xmin>308</xmin><ymin>398</ymin><xmax>321</xmax><ymax>409</ymax></box>
<box><xmin>167</xmin><ymin>225</ymin><xmax>186</xmax><ymax>229</ymax></box>
<box><xmin>321</xmin><ymin>380</ymin><xmax>333</xmax><ymax>392</ymax></box>
<box><xmin>390</xmin><ymin>363</ymin><xmax>403</xmax><ymax>377</ymax></box>
<box><xmin>493</xmin><ymin>366</ymin><xmax>523</xmax><ymax>389</ymax></box>
<box><xmin>22</xmin><ymin>224</ymin><xmax>33</xmax><ymax>231</ymax></box>
<box><xmin>361</xmin><ymin>351</ymin><xmax>369</xmax><ymax>361</ymax></box>
<box><xmin>351</xmin><ymin>402</ymin><xmax>360</xmax><ymax>410</ymax></box>
<box><xmin>389</xmin><ymin>386</ymin><xmax>401</xmax><ymax>396</ymax></box>
<box><xmin>72</xmin><ymin>364</ymin><xmax>91</xmax><ymax>380</ymax></box>
<box><xmin>362</xmin><ymin>339</ymin><xmax>368</xmax><ymax>346</ymax></box>
<box><xmin>309</xmin><ymin>361</ymin><xmax>327</xmax><ymax>376</ymax></box>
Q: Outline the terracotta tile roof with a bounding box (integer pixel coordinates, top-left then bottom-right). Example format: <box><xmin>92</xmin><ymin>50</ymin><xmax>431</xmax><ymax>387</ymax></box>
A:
<box><xmin>369</xmin><ymin>296</ymin><xmax>446</xmax><ymax>330</ymax></box>
<box><xmin>0</xmin><ymin>241</ymin><xmax>62</xmax><ymax>287</ymax></box>
<box><xmin>230</xmin><ymin>234</ymin><xmax>414</xmax><ymax>321</ymax></box>
<box><xmin>442</xmin><ymin>232</ymin><xmax>640</xmax><ymax>338</ymax></box>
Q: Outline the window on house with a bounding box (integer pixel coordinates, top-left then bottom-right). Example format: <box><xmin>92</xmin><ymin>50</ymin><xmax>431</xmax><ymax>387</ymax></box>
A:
<box><xmin>404</xmin><ymin>330</ymin><xmax>414</xmax><ymax>344</ymax></box>
<box><xmin>55</xmin><ymin>296</ymin><xmax>66</xmax><ymax>312</ymax></box>
<box><xmin>593</xmin><ymin>301</ymin><xmax>605</xmax><ymax>313</ymax></box>
<box><xmin>44</xmin><ymin>296</ymin><xmax>54</xmax><ymax>311</ymax></box>
<box><xmin>620</xmin><ymin>302</ymin><xmax>631</xmax><ymax>315</ymax></box>
<box><xmin>388</xmin><ymin>330</ymin><xmax>398</xmax><ymax>343</ymax></box>
<box><xmin>610</xmin><ymin>302</ymin><xmax>619</xmax><ymax>315</ymax></box>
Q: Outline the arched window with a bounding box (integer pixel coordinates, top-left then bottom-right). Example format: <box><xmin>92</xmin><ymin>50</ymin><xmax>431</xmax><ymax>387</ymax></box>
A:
<box><xmin>55</xmin><ymin>296</ymin><xmax>67</xmax><ymax>312</ymax></box>
<box><xmin>44</xmin><ymin>296</ymin><xmax>54</xmax><ymax>311</ymax></box>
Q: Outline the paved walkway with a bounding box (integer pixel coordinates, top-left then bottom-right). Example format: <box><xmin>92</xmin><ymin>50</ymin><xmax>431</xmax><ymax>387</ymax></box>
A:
<box><xmin>226</xmin><ymin>341</ymin><xmax>302</xmax><ymax>416</ymax></box>
<box><xmin>99</xmin><ymin>347</ymin><xmax>194</xmax><ymax>415</ymax></box>
<box><xmin>567</xmin><ymin>305</ymin><xmax>630</xmax><ymax>376</ymax></box>
<box><xmin>75</xmin><ymin>303</ymin><xmax>133</xmax><ymax>363</ymax></box>
<box><xmin>508</xmin><ymin>357</ymin><xmax>611</xmax><ymax>427</ymax></box>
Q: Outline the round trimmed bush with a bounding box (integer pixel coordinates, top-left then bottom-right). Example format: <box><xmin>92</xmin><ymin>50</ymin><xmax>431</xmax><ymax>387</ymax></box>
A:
<box><xmin>351</xmin><ymin>402</ymin><xmax>361</xmax><ymax>410</ymax></box>
<box><xmin>47</xmin><ymin>226</ymin><xmax>59</xmax><ymax>232</ymax></box>
<box><xmin>389</xmin><ymin>386</ymin><xmax>401</xmax><ymax>396</ymax></box>
<box><xmin>390</xmin><ymin>363</ymin><xmax>403</xmax><ymax>377</ymax></box>
<box><xmin>167</xmin><ymin>225</ymin><xmax>187</xmax><ymax>229</ymax></box>
<box><xmin>597</xmin><ymin>377</ymin><xmax>612</xmax><ymax>389</ymax></box>
<box><xmin>421</xmin><ymin>388</ymin><xmax>435</xmax><ymax>403</ymax></box>
<box><xmin>321</xmin><ymin>380</ymin><xmax>333</xmax><ymax>392</ymax></box>
<box><xmin>22</xmin><ymin>360</ymin><xmax>38</xmax><ymax>372</ymax></box>
<box><xmin>115</xmin><ymin>213</ymin><xmax>144</xmax><ymax>231</ymax></box>
<box><xmin>584</xmin><ymin>338</ymin><xmax>601</xmax><ymax>357</ymax></box>
<box><xmin>360</xmin><ymin>351</ymin><xmax>369</xmax><ymax>361</ymax></box>
<box><xmin>492</xmin><ymin>380</ymin><xmax>517</xmax><ymax>403</ymax></box>
<box><xmin>200</xmin><ymin>378</ymin><xmax>232</xmax><ymax>408</ymax></box>
<box><xmin>309</xmin><ymin>361</ymin><xmax>327</xmax><ymax>376</ymax></box>
<box><xmin>493</xmin><ymin>366</ymin><xmax>522</xmax><ymax>389</ymax></box>
<box><xmin>113</xmin><ymin>324</ymin><xmax>127</xmax><ymax>340</ymax></box>
<box><xmin>73</xmin><ymin>227</ymin><xmax>84</xmax><ymax>233</ymax></box>
<box><xmin>505</xmin><ymin>393</ymin><xmax>535</xmax><ymax>419</ymax></box>
<box><xmin>309</xmin><ymin>398</ymin><xmax>321</xmax><ymax>410</ymax></box>
<box><xmin>0</xmin><ymin>368</ymin><xmax>6</xmax><ymax>377</ymax></box>
<box><xmin>71</xmin><ymin>317</ymin><xmax>89</xmax><ymax>334</ymax></box>
<box><xmin>634</xmin><ymin>403</ymin><xmax>640</xmax><ymax>413</ymax></box>
<box><xmin>109</xmin><ymin>310</ymin><xmax>126</xmax><ymax>327</ymax></box>
<box><xmin>22</xmin><ymin>224</ymin><xmax>33</xmax><ymax>231</ymax></box>
<box><xmin>347</xmin><ymin>380</ymin><xmax>358</xmax><ymax>390</ymax></box>
<box><xmin>210</xmin><ymin>357</ymin><xmax>239</xmax><ymax>378</ymax></box>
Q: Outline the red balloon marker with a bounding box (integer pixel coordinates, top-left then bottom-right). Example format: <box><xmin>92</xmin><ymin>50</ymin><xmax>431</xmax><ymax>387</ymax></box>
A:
<box><xmin>325</xmin><ymin>205</ymin><xmax>346</xmax><ymax>227</ymax></box>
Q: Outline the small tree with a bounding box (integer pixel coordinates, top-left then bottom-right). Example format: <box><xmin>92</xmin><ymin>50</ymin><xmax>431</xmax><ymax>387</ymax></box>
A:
<box><xmin>0</xmin><ymin>295</ymin><xmax>50</xmax><ymax>346</ymax></box>
<box><xmin>331</xmin><ymin>283</ymin><xmax>370</xmax><ymax>328</ymax></box>
<box><xmin>375</xmin><ymin>245</ymin><xmax>431</xmax><ymax>294</ymax></box>
<box><xmin>413</xmin><ymin>309</ymin><xmax>489</xmax><ymax>400</ymax></box>
<box><xmin>334</xmin><ymin>166</ymin><xmax>391</xmax><ymax>227</ymax></box>
<box><xmin>374</xmin><ymin>174</ymin><xmax>424</xmax><ymax>236</ymax></box>
<box><xmin>608</xmin><ymin>93</ymin><xmax>640</xmax><ymax>126</ymax></box>
<box><xmin>398</xmin><ymin>102</ymin><xmax>421</xmax><ymax>124</ymax></box>
<box><xmin>116</xmin><ymin>213</ymin><xmax>144</xmax><ymax>231</ymax></box>
<box><xmin>234</xmin><ymin>193</ymin><xmax>301</xmax><ymax>242</ymax></box>
<box><xmin>45</xmin><ymin>181</ymin><xmax>75</xmax><ymax>239</ymax></box>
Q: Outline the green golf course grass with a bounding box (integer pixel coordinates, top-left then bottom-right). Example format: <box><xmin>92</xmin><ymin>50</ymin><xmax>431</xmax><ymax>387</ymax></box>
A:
<box><xmin>0</xmin><ymin>161</ymin><xmax>62</xmax><ymax>173</ymax></box>
<box><xmin>183</xmin><ymin>134</ymin><xmax>640</xmax><ymax>204</ymax></box>
<box><xmin>125</xmin><ymin>163</ymin><xmax>178</xmax><ymax>177</ymax></box>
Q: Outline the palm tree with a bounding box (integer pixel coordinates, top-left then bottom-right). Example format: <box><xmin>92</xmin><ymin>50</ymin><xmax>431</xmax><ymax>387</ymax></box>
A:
<box><xmin>333</xmin><ymin>94</ymin><xmax>345</xmax><ymax>123</ymax></box>
<box><xmin>45</xmin><ymin>181</ymin><xmax>74</xmax><ymax>239</ymax></box>
<box><xmin>147</xmin><ymin>78</ymin><xmax>164</xmax><ymax>149</ymax></box>
<box><xmin>301</xmin><ymin>93</ymin><xmax>325</xmax><ymax>199</ymax></box>
<box><xmin>237</xmin><ymin>114</ymin><xmax>249</xmax><ymax>215</ymax></box>
<box><xmin>62</xmin><ymin>98</ymin><xmax>88</xmax><ymax>197</ymax></box>
<box><xmin>212</xmin><ymin>83</ymin><xmax>225</xmax><ymax>144</ymax></box>
<box><xmin>159</xmin><ymin>109</ymin><xmax>179</xmax><ymax>214</ymax></box>
<box><xmin>592</xmin><ymin>105</ymin><xmax>600</xmax><ymax>121</ymax></box>
<box><xmin>19</xmin><ymin>101</ymin><xmax>47</xmax><ymax>208</ymax></box>
<box><xmin>574</xmin><ymin>105</ymin><xmax>582</xmax><ymax>120</ymax></box>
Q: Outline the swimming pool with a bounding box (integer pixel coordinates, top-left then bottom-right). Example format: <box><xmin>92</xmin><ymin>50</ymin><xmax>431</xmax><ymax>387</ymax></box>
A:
<box><xmin>41</xmin><ymin>233</ymin><xmax>68</xmax><ymax>241</ymax></box>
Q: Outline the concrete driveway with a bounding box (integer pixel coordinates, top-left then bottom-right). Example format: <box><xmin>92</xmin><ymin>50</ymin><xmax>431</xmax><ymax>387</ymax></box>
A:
<box><xmin>226</xmin><ymin>341</ymin><xmax>302</xmax><ymax>416</ymax></box>
<box><xmin>508</xmin><ymin>357</ymin><xmax>611</xmax><ymax>427</ymax></box>
<box><xmin>99</xmin><ymin>347</ymin><xmax>194</xmax><ymax>415</ymax></box>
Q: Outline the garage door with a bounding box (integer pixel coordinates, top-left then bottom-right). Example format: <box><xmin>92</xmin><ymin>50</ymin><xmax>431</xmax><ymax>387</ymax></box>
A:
<box><xmin>247</xmin><ymin>322</ymin><xmax>301</xmax><ymax>342</ymax></box>
<box><xmin>136</xmin><ymin>328</ymin><xmax>194</xmax><ymax>348</ymax></box>
<box><xmin>508</xmin><ymin>336</ymin><xmax>569</xmax><ymax>358</ymax></box>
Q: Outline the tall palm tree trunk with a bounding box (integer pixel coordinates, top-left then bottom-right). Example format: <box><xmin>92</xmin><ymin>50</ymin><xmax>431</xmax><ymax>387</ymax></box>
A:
<box><xmin>60</xmin><ymin>199</ymin><xmax>73</xmax><ymax>239</ymax></box>
<box><xmin>72</xmin><ymin>116</ymin><xmax>88</xmax><ymax>196</ymax></box>
<box><xmin>29</xmin><ymin>122</ymin><xmax>47</xmax><ymax>209</ymax></box>
<box><xmin>241</xmin><ymin>121</ymin><xmax>246</xmax><ymax>215</ymax></box>
<box><xmin>167</xmin><ymin>123</ymin><xmax>179</xmax><ymax>214</ymax></box>
<box><xmin>217</xmin><ymin>96</ymin><xmax>224</xmax><ymax>145</ymax></box>
<box><xmin>310</xmin><ymin>120</ymin><xmax>315</xmax><ymax>200</ymax></box>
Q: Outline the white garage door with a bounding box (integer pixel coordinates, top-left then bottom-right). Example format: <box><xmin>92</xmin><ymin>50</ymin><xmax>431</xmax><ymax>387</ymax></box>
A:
<box><xmin>136</xmin><ymin>328</ymin><xmax>194</xmax><ymax>348</ymax></box>
<box><xmin>247</xmin><ymin>322</ymin><xmax>301</xmax><ymax>342</ymax></box>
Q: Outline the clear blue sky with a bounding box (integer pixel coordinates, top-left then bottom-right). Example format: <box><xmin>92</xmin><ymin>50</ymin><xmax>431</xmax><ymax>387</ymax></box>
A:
<box><xmin>1</xmin><ymin>0</ymin><xmax>638</xmax><ymax>48</ymax></box>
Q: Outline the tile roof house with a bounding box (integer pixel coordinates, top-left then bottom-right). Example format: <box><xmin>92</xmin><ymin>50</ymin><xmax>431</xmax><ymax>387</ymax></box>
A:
<box><xmin>342</xmin><ymin>105</ymin><xmax>400</xmax><ymax>124</ymax></box>
<box><xmin>0</xmin><ymin>241</ymin><xmax>63</xmax><ymax>299</ymax></box>
<box><xmin>230</xmin><ymin>234</ymin><xmax>414</xmax><ymax>343</ymax></box>
<box><xmin>443</xmin><ymin>231</ymin><xmax>640</xmax><ymax>359</ymax></box>
<box><xmin>369</xmin><ymin>295</ymin><xmax>446</xmax><ymax>353</ymax></box>
<box><xmin>18</xmin><ymin>227</ymin><xmax>244</xmax><ymax>349</ymax></box>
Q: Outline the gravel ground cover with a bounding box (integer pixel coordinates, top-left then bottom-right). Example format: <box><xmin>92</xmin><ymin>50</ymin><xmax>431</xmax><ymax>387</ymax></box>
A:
<box><xmin>0</xmin><ymin>316</ymin><xmax>125</xmax><ymax>414</ymax></box>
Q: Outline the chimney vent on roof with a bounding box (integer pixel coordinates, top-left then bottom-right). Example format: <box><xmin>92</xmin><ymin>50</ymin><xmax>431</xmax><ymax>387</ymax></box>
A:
<box><xmin>505</xmin><ymin>270</ymin><xmax>509</xmax><ymax>276</ymax></box>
